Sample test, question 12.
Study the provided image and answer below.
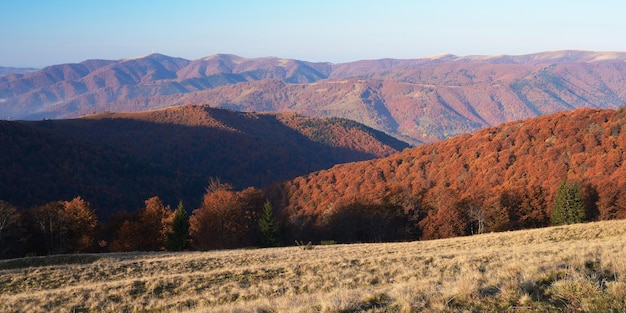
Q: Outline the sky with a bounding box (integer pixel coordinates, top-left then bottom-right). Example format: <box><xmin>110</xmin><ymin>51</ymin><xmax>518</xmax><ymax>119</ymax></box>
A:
<box><xmin>1</xmin><ymin>0</ymin><xmax>625</xmax><ymax>67</ymax></box>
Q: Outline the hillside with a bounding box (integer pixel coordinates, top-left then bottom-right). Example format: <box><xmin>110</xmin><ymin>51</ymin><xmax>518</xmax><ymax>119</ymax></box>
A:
<box><xmin>2</xmin><ymin>219</ymin><xmax>625</xmax><ymax>312</ymax></box>
<box><xmin>0</xmin><ymin>120</ymin><xmax>203</xmax><ymax>215</ymax></box>
<box><xmin>0</xmin><ymin>53</ymin><xmax>330</xmax><ymax>120</ymax></box>
<box><xmin>267</xmin><ymin>108</ymin><xmax>626</xmax><ymax>240</ymax></box>
<box><xmin>27</xmin><ymin>105</ymin><xmax>407</xmax><ymax>189</ymax></box>
<box><xmin>2</xmin><ymin>105</ymin><xmax>407</xmax><ymax>213</ymax></box>
<box><xmin>197</xmin><ymin>55</ymin><xmax>626</xmax><ymax>144</ymax></box>
<box><xmin>2</xmin><ymin>51</ymin><xmax>626</xmax><ymax>144</ymax></box>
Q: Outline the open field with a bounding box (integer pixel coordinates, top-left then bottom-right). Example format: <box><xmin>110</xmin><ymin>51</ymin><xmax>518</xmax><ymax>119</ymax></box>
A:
<box><xmin>1</xmin><ymin>220</ymin><xmax>626</xmax><ymax>312</ymax></box>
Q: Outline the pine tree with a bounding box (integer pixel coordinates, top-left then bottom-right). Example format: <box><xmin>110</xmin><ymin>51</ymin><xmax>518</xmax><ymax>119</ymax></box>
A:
<box><xmin>165</xmin><ymin>201</ymin><xmax>190</xmax><ymax>251</ymax></box>
<box><xmin>258</xmin><ymin>200</ymin><xmax>279</xmax><ymax>247</ymax></box>
<box><xmin>551</xmin><ymin>179</ymin><xmax>586</xmax><ymax>225</ymax></box>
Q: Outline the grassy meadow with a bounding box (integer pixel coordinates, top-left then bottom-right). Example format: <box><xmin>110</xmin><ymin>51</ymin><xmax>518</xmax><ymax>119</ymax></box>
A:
<box><xmin>1</xmin><ymin>219</ymin><xmax>626</xmax><ymax>312</ymax></box>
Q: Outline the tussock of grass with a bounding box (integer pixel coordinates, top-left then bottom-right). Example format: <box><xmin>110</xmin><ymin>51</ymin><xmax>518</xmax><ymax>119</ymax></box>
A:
<box><xmin>0</xmin><ymin>254</ymin><xmax>101</xmax><ymax>270</ymax></box>
<box><xmin>1</xmin><ymin>220</ymin><xmax>626</xmax><ymax>312</ymax></box>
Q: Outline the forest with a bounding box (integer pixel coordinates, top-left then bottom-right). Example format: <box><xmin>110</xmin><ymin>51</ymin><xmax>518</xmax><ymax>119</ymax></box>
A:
<box><xmin>0</xmin><ymin>105</ymin><xmax>407</xmax><ymax>216</ymax></box>
<box><xmin>0</xmin><ymin>107</ymin><xmax>625</xmax><ymax>259</ymax></box>
<box><xmin>0</xmin><ymin>181</ymin><xmax>274</xmax><ymax>258</ymax></box>
<box><xmin>269</xmin><ymin>108</ymin><xmax>626</xmax><ymax>241</ymax></box>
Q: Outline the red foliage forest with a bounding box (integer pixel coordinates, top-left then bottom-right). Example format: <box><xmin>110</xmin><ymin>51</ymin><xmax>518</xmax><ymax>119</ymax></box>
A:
<box><xmin>2</xmin><ymin>108</ymin><xmax>626</xmax><ymax>258</ymax></box>
<box><xmin>268</xmin><ymin>108</ymin><xmax>626</xmax><ymax>241</ymax></box>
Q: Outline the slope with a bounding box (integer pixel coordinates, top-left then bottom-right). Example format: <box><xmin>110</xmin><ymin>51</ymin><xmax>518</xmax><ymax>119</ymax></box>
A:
<box><xmin>3</xmin><ymin>105</ymin><xmax>407</xmax><ymax>216</ymax></box>
<box><xmin>0</xmin><ymin>54</ymin><xmax>331</xmax><ymax>119</ymax></box>
<box><xmin>268</xmin><ymin>108</ymin><xmax>626</xmax><ymax>240</ymax></box>
<box><xmin>3</xmin><ymin>51</ymin><xmax>626</xmax><ymax>145</ymax></box>
<box><xmin>2</xmin><ymin>219</ymin><xmax>625</xmax><ymax>312</ymax></box>
<box><xmin>200</xmin><ymin>56</ymin><xmax>626</xmax><ymax>144</ymax></box>
<box><xmin>0</xmin><ymin>120</ymin><xmax>203</xmax><ymax>216</ymax></box>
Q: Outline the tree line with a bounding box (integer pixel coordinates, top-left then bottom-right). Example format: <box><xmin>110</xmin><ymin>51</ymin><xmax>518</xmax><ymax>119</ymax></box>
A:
<box><xmin>0</xmin><ymin>179</ymin><xmax>282</xmax><ymax>259</ymax></box>
<box><xmin>0</xmin><ymin>175</ymin><xmax>593</xmax><ymax>259</ymax></box>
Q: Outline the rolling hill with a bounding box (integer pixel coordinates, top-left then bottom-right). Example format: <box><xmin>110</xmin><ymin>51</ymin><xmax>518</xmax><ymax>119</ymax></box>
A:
<box><xmin>2</xmin><ymin>105</ymin><xmax>408</xmax><ymax>213</ymax></box>
<box><xmin>266</xmin><ymin>108</ymin><xmax>626</xmax><ymax>240</ymax></box>
<box><xmin>2</xmin><ymin>51</ymin><xmax>626</xmax><ymax>144</ymax></box>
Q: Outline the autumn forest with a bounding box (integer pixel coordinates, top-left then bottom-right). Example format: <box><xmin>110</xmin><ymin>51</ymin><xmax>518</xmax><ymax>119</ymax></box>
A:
<box><xmin>1</xmin><ymin>106</ymin><xmax>625</xmax><ymax>259</ymax></box>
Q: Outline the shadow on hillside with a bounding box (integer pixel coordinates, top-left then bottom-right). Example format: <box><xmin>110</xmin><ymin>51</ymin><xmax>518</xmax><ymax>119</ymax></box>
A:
<box><xmin>31</xmin><ymin>114</ymin><xmax>384</xmax><ymax>188</ymax></box>
<box><xmin>3</xmin><ymin>112</ymin><xmax>397</xmax><ymax>217</ymax></box>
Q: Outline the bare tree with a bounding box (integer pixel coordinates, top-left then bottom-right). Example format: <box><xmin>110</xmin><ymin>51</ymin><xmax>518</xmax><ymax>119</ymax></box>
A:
<box><xmin>30</xmin><ymin>201</ymin><xmax>67</xmax><ymax>255</ymax></box>
<box><xmin>0</xmin><ymin>200</ymin><xmax>22</xmax><ymax>258</ymax></box>
<box><xmin>467</xmin><ymin>204</ymin><xmax>486</xmax><ymax>235</ymax></box>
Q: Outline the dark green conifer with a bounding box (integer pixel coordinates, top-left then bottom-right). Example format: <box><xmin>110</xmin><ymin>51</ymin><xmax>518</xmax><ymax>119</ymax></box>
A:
<box><xmin>551</xmin><ymin>179</ymin><xmax>585</xmax><ymax>225</ymax></box>
<box><xmin>258</xmin><ymin>200</ymin><xmax>279</xmax><ymax>247</ymax></box>
<box><xmin>165</xmin><ymin>201</ymin><xmax>190</xmax><ymax>251</ymax></box>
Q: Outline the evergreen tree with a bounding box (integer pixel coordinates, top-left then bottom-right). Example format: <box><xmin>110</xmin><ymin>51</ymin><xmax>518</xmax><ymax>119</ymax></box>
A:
<box><xmin>551</xmin><ymin>179</ymin><xmax>586</xmax><ymax>225</ymax></box>
<box><xmin>258</xmin><ymin>200</ymin><xmax>279</xmax><ymax>247</ymax></box>
<box><xmin>166</xmin><ymin>201</ymin><xmax>190</xmax><ymax>251</ymax></box>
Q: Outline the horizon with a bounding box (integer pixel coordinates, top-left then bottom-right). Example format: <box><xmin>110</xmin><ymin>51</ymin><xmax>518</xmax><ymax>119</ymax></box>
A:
<box><xmin>4</xmin><ymin>49</ymin><xmax>626</xmax><ymax>70</ymax></box>
<box><xmin>2</xmin><ymin>1</ymin><xmax>626</xmax><ymax>68</ymax></box>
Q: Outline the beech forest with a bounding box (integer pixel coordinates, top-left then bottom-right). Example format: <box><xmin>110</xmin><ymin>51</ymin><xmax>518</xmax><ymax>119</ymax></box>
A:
<box><xmin>1</xmin><ymin>108</ymin><xmax>625</xmax><ymax>259</ymax></box>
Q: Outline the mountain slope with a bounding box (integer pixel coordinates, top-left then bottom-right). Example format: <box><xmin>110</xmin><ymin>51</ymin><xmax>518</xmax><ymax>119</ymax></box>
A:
<box><xmin>0</xmin><ymin>54</ymin><xmax>331</xmax><ymax>119</ymax></box>
<box><xmin>3</xmin><ymin>105</ymin><xmax>407</xmax><ymax>215</ymax></box>
<box><xmin>0</xmin><ymin>120</ymin><xmax>203</xmax><ymax>215</ymax></box>
<box><xmin>23</xmin><ymin>104</ymin><xmax>407</xmax><ymax>191</ymax></box>
<box><xmin>200</xmin><ymin>58</ymin><xmax>626</xmax><ymax>144</ymax></box>
<box><xmin>268</xmin><ymin>108</ymin><xmax>626</xmax><ymax>240</ymax></box>
<box><xmin>2</xmin><ymin>51</ymin><xmax>626</xmax><ymax>144</ymax></box>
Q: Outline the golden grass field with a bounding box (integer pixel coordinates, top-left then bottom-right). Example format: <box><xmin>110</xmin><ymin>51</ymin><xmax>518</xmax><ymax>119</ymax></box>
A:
<box><xmin>1</xmin><ymin>219</ymin><xmax>626</xmax><ymax>312</ymax></box>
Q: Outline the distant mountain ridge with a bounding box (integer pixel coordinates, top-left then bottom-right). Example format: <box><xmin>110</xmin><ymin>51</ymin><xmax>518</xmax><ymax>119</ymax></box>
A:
<box><xmin>2</xmin><ymin>50</ymin><xmax>626</xmax><ymax>144</ymax></box>
<box><xmin>0</xmin><ymin>66</ymin><xmax>36</xmax><ymax>77</ymax></box>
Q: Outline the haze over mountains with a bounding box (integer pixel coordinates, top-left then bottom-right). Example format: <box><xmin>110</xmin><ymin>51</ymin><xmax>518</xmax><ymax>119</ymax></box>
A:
<box><xmin>2</xmin><ymin>50</ymin><xmax>626</xmax><ymax>144</ymax></box>
<box><xmin>0</xmin><ymin>66</ymin><xmax>35</xmax><ymax>77</ymax></box>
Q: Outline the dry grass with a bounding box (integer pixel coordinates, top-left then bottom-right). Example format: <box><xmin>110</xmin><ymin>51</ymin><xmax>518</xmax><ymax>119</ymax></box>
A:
<box><xmin>1</xmin><ymin>219</ymin><xmax>626</xmax><ymax>312</ymax></box>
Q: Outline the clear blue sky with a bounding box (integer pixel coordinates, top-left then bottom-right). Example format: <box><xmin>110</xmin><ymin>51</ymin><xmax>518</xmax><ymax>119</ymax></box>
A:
<box><xmin>1</xmin><ymin>0</ymin><xmax>624</xmax><ymax>67</ymax></box>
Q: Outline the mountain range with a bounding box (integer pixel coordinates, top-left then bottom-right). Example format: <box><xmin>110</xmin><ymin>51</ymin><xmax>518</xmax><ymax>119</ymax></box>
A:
<box><xmin>2</xmin><ymin>50</ymin><xmax>626</xmax><ymax>244</ymax></box>
<box><xmin>1</xmin><ymin>105</ymin><xmax>407</xmax><ymax>214</ymax></box>
<box><xmin>3</xmin><ymin>50</ymin><xmax>626</xmax><ymax>144</ymax></box>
